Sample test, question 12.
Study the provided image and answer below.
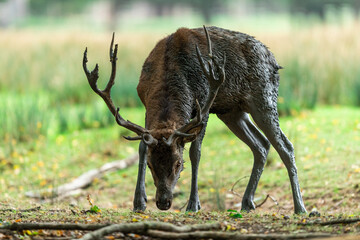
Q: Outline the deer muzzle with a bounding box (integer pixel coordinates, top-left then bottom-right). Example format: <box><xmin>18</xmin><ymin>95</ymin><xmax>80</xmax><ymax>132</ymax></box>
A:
<box><xmin>155</xmin><ymin>188</ymin><xmax>173</xmax><ymax>210</ymax></box>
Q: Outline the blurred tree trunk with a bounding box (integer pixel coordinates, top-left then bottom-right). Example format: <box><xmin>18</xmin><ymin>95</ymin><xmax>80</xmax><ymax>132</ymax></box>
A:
<box><xmin>108</xmin><ymin>0</ymin><xmax>130</xmax><ymax>31</ymax></box>
<box><xmin>0</xmin><ymin>0</ymin><xmax>28</xmax><ymax>28</ymax></box>
<box><xmin>150</xmin><ymin>1</ymin><xmax>175</xmax><ymax>17</ymax></box>
<box><xmin>289</xmin><ymin>0</ymin><xmax>326</xmax><ymax>20</ymax></box>
<box><xmin>199</xmin><ymin>5</ymin><xmax>212</xmax><ymax>23</ymax></box>
<box><xmin>355</xmin><ymin>0</ymin><xmax>360</xmax><ymax>19</ymax></box>
<box><xmin>190</xmin><ymin>0</ymin><xmax>224</xmax><ymax>24</ymax></box>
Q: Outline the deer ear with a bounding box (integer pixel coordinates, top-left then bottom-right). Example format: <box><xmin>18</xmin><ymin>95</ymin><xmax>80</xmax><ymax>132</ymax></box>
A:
<box><xmin>183</xmin><ymin>123</ymin><xmax>204</xmax><ymax>143</ymax></box>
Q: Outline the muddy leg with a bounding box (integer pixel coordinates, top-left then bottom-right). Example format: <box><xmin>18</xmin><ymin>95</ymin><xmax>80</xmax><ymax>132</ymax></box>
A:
<box><xmin>133</xmin><ymin>141</ymin><xmax>147</xmax><ymax>212</ymax></box>
<box><xmin>218</xmin><ymin>111</ymin><xmax>270</xmax><ymax>212</ymax></box>
<box><xmin>186</xmin><ymin>138</ymin><xmax>202</xmax><ymax>212</ymax></box>
<box><xmin>250</xmin><ymin>105</ymin><xmax>307</xmax><ymax>214</ymax></box>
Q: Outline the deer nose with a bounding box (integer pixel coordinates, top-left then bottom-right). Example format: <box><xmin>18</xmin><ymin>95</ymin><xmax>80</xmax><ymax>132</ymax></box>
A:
<box><xmin>156</xmin><ymin>199</ymin><xmax>172</xmax><ymax>210</ymax></box>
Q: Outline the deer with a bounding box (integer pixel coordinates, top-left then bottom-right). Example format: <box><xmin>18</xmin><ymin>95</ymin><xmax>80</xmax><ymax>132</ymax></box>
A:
<box><xmin>83</xmin><ymin>26</ymin><xmax>307</xmax><ymax>214</ymax></box>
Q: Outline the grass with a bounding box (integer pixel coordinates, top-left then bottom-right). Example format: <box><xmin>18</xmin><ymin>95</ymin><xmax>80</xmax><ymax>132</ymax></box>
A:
<box><xmin>1</xmin><ymin>106</ymin><xmax>359</xmax><ymax>215</ymax></box>
<box><xmin>0</xmin><ymin>106</ymin><xmax>359</xmax><ymax>237</ymax></box>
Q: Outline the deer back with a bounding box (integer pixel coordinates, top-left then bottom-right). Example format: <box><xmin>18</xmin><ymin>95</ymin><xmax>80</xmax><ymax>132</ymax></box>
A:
<box><xmin>137</xmin><ymin>26</ymin><xmax>281</xmax><ymax>132</ymax></box>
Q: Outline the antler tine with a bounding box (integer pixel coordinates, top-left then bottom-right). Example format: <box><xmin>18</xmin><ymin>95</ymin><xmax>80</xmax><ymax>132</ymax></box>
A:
<box><xmin>163</xmin><ymin>131</ymin><xmax>196</xmax><ymax>147</ymax></box>
<box><xmin>82</xmin><ymin>39</ymin><xmax>117</xmax><ymax>117</ymax></box>
<box><xmin>104</xmin><ymin>32</ymin><xmax>117</xmax><ymax>93</ymax></box>
<box><xmin>83</xmin><ymin>34</ymin><xmax>157</xmax><ymax>145</ymax></box>
<box><xmin>123</xmin><ymin>135</ymin><xmax>143</xmax><ymax>141</ymax></box>
<box><xmin>83</xmin><ymin>48</ymin><xmax>101</xmax><ymax>96</ymax></box>
<box><xmin>203</xmin><ymin>25</ymin><xmax>212</xmax><ymax>58</ymax></box>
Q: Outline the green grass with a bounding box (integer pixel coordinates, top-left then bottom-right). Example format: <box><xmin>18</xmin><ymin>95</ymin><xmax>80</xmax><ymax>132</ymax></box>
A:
<box><xmin>1</xmin><ymin>106</ymin><xmax>359</xmax><ymax>216</ymax></box>
<box><xmin>0</xmin><ymin>93</ymin><xmax>114</xmax><ymax>143</ymax></box>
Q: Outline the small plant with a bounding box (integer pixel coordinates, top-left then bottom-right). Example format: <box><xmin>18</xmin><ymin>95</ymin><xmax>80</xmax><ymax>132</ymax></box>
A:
<box><xmin>227</xmin><ymin>209</ymin><xmax>243</xmax><ymax>219</ymax></box>
<box><xmin>87</xmin><ymin>194</ymin><xmax>101</xmax><ymax>214</ymax></box>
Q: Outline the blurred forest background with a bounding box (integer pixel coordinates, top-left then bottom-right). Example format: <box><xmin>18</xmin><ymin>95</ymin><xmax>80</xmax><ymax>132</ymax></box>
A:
<box><xmin>0</xmin><ymin>0</ymin><xmax>359</xmax><ymax>210</ymax></box>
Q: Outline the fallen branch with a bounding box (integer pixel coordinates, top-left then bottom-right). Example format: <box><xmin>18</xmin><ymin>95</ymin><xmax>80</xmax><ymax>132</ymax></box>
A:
<box><xmin>80</xmin><ymin>222</ymin><xmax>332</xmax><ymax>240</ymax></box>
<box><xmin>146</xmin><ymin>230</ymin><xmax>332</xmax><ymax>239</ymax></box>
<box><xmin>25</xmin><ymin>154</ymin><xmax>138</xmax><ymax>199</ymax></box>
<box><xmin>0</xmin><ymin>222</ymin><xmax>110</xmax><ymax>231</ymax></box>
<box><xmin>80</xmin><ymin>222</ymin><xmax>221</xmax><ymax>240</ymax></box>
<box><xmin>0</xmin><ymin>222</ymin><xmax>335</xmax><ymax>239</ymax></box>
<box><xmin>300</xmin><ymin>218</ymin><xmax>360</xmax><ymax>226</ymax></box>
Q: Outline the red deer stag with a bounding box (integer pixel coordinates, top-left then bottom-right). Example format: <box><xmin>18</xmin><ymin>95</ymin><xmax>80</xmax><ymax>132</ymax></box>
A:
<box><xmin>83</xmin><ymin>26</ymin><xmax>307</xmax><ymax>214</ymax></box>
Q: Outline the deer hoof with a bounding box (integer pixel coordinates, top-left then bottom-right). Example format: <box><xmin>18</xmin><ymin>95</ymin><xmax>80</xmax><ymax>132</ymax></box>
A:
<box><xmin>295</xmin><ymin>206</ymin><xmax>307</xmax><ymax>215</ymax></box>
<box><xmin>133</xmin><ymin>194</ymin><xmax>147</xmax><ymax>212</ymax></box>
<box><xmin>241</xmin><ymin>199</ymin><xmax>256</xmax><ymax>212</ymax></box>
<box><xmin>186</xmin><ymin>200</ymin><xmax>201</xmax><ymax>212</ymax></box>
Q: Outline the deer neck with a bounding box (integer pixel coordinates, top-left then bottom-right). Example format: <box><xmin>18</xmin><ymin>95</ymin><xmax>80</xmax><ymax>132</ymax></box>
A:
<box><xmin>145</xmin><ymin>96</ymin><xmax>191</xmax><ymax>139</ymax></box>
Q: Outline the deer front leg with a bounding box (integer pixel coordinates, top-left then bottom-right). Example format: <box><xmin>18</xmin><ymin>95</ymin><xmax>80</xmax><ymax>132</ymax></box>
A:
<box><xmin>186</xmin><ymin>139</ymin><xmax>202</xmax><ymax>212</ymax></box>
<box><xmin>133</xmin><ymin>141</ymin><xmax>148</xmax><ymax>212</ymax></box>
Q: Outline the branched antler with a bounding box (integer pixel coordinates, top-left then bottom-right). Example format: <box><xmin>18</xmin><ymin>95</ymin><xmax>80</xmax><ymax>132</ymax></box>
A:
<box><xmin>83</xmin><ymin>33</ymin><xmax>158</xmax><ymax>146</ymax></box>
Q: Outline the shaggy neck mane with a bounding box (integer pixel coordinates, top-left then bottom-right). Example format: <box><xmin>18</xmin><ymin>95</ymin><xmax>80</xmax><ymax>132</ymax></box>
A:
<box><xmin>145</xmin><ymin>95</ymin><xmax>190</xmax><ymax>139</ymax></box>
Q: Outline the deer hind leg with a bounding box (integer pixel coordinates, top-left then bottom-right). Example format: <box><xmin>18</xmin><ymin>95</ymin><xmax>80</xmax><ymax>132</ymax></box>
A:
<box><xmin>249</xmin><ymin>101</ymin><xmax>307</xmax><ymax>214</ymax></box>
<box><xmin>217</xmin><ymin>111</ymin><xmax>271</xmax><ymax>212</ymax></box>
<box><xmin>133</xmin><ymin>141</ymin><xmax>148</xmax><ymax>212</ymax></box>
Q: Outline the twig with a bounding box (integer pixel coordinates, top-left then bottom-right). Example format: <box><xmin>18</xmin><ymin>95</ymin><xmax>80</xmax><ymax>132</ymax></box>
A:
<box><xmin>255</xmin><ymin>194</ymin><xmax>270</xmax><ymax>208</ymax></box>
<box><xmin>255</xmin><ymin>194</ymin><xmax>280</xmax><ymax>210</ymax></box>
<box><xmin>179</xmin><ymin>200</ymin><xmax>189</xmax><ymax>211</ymax></box>
<box><xmin>230</xmin><ymin>176</ymin><xmax>249</xmax><ymax>197</ymax></box>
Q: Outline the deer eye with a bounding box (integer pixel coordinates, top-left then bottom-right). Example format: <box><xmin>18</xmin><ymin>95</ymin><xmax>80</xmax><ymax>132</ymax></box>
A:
<box><xmin>176</xmin><ymin>161</ymin><xmax>181</xmax><ymax>169</ymax></box>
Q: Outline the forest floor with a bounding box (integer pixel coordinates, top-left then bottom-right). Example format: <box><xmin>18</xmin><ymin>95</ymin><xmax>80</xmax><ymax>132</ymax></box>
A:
<box><xmin>1</xmin><ymin>107</ymin><xmax>360</xmax><ymax>239</ymax></box>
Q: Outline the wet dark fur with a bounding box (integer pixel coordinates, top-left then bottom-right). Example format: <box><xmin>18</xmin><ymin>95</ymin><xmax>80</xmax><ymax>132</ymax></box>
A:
<box><xmin>137</xmin><ymin>26</ymin><xmax>281</xmax><ymax>132</ymax></box>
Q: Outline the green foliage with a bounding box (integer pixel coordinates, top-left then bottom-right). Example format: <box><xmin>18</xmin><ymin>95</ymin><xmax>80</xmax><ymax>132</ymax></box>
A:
<box><xmin>354</xmin><ymin>75</ymin><xmax>360</xmax><ymax>107</ymax></box>
<box><xmin>0</xmin><ymin>93</ymin><xmax>114</xmax><ymax>143</ymax></box>
<box><xmin>28</xmin><ymin>0</ymin><xmax>97</xmax><ymax>16</ymax></box>
<box><xmin>278</xmin><ymin>59</ymin><xmax>318</xmax><ymax>116</ymax></box>
<box><xmin>89</xmin><ymin>205</ymin><xmax>101</xmax><ymax>213</ymax></box>
<box><xmin>0</xmin><ymin>93</ymin><xmax>51</xmax><ymax>142</ymax></box>
<box><xmin>227</xmin><ymin>209</ymin><xmax>243</xmax><ymax>218</ymax></box>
